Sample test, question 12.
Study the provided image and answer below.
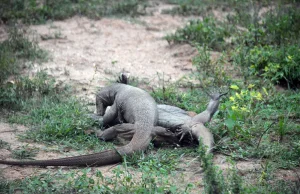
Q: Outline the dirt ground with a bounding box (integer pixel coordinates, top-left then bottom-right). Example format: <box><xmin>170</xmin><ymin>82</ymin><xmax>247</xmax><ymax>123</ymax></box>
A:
<box><xmin>26</xmin><ymin>3</ymin><xmax>198</xmax><ymax>102</ymax></box>
<box><xmin>0</xmin><ymin>1</ymin><xmax>299</xmax><ymax>191</ymax></box>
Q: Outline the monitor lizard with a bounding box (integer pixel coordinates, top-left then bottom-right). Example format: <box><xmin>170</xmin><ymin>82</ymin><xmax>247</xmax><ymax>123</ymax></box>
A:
<box><xmin>0</xmin><ymin>83</ymin><xmax>161</xmax><ymax>166</ymax></box>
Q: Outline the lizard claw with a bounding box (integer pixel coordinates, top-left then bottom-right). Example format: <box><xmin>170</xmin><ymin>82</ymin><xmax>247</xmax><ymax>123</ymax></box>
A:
<box><xmin>176</xmin><ymin>125</ymin><xmax>193</xmax><ymax>142</ymax></box>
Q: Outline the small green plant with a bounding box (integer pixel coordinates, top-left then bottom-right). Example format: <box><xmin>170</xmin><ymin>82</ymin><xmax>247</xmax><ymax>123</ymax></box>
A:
<box><xmin>276</xmin><ymin>115</ymin><xmax>289</xmax><ymax>142</ymax></box>
<box><xmin>165</xmin><ymin>17</ymin><xmax>232</xmax><ymax>51</ymax></box>
<box><xmin>213</xmin><ymin>83</ymin><xmax>300</xmax><ymax>168</ymax></box>
<box><xmin>263</xmin><ymin>6</ymin><xmax>300</xmax><ymax>46</ymax></box>
<box><xmin>9</xmin><ymin>97</ymin><xmax>110</xmax><ymax>150</ymax></box>
<box><xmin>0</xmin><ymin>27</ymin><xmax>47</xmax><ymax>85</ymax></box>
<box><xmin>198</xmin><ymin>138</ymin><xmax>226</xmax><ymax>194</ymax></box>
<box><xmin>11</xmin><ymin>145</ymin><xmax>38</xmax><ymax>160</ymax></box>
<box><xmin>163</xmin><ymin>0</ymin><xmax>230</xmax><ymax>17</ymax></box>
<box><xmin>226</xmin><ymin>0</ymin><xmax>260</xmax><ymax>29</ymax></box>
<box><xmin>151</xmin><ymin>83</ymin><xmax>208</xmax><ymax>113</ymax></box>
<box><xmin>162</xmin><ymin>4</ymin><xmax>207</xmax><ymax>16</ymax></box>
<box><xmin>192</xmin><ymin>46</ymin><xmax>230</xmax><ymax>86</ymax></box>
<box><xmin>227</xmin><ymin>84</ymin><xmax>266</xmax><ymax>115</ymax></box>
<box><xmin>0</xmin><ymin>163</ymin><xmax>192</xmax><ymax>193</ymax></box>
<box><xmin>226</xmin><ymin>160</ymin><xmax>243</xmax><ymax>194</ymax></box>
<box><xmin>230</xmin><ymin>2</ymin><xmax>300</xmax><ymax>88</ymax></box>
<box><xmin>0</xmin><ymin>71</ymin><xmax>57</xmax><ymax>109</ymax></box>
<box><xmin>232</xmin><ymin>45</ymin><xmax>300</xmax><ymax>88</ymax></box>
<box><xmin>0</xmin><ymin>140</ymin><xmax>9</xmax><ymax>149</ymax></box>
<box><xmin>0</xmin><ymin>27</ymin><xmax>49</xmax><ymax>110</ymax></box>
<box><xmin>1</xmin><ymin>28</ymin><xmax>46</xmax><ymax>60</ymax></box>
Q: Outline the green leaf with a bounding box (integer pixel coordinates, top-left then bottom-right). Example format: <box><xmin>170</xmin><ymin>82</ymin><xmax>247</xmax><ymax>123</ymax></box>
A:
<box><xmin>225</xmin><ymin>118</ymin><xmax>235</xmax><ymax>130</ymax></box>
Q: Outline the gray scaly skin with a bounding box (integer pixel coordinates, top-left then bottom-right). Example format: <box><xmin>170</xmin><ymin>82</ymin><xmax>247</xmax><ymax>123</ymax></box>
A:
<box><xmin>96</xmin><ymin>123</ymin><xmax>179</xmax><ymax>146</ymax></box>
<box><xmin>0</xmin><ymin>84</ymin><xmax>158</xmax><ymax>166</ymax></box>
<box><xmin>156</xmin><ymin>92</ymin><xmax>227</xmax><ymax>153</ymax></box>
<box><xmin>98</xmin><ymin>74</ymin><xmax>226</xmax><ymax>152</ymax></box>
<box><xmin>97</xmin><ymin>91</ymin><xmax>226</xmax><ymax>153</ymax></box>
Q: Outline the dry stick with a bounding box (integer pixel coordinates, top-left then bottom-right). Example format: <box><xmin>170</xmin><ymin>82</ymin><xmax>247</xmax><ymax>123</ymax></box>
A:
<box><xmin>0</xmin><ymin>130</ymin><xmax>18</xmax><ymax>133</ymax></box>
<box><xmin>256</xmin><ymin>122</ymin><xmax>275</xmax><ymax>149</ymax></box>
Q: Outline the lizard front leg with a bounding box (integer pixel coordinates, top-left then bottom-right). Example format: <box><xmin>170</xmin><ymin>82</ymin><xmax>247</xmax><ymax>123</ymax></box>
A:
<box><xmin>102</xmin><ymin>103</ymin><xmax>118</xmax><ymax>125</ymax></box>
<box><xmin>176</xmin><ymin>122</ymin><xmax>194</xmax><ymax>142</ymax></box>
<box><xmin>96</xmin><ymin>95</ymin><xmax>108</xmax><ymax>116</ymax></box>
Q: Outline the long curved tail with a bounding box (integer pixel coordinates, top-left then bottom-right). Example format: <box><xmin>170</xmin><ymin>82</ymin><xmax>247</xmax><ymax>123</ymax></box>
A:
<box><xmin>0</xmin><ymin>124</ymin><xmax>153</xmax><ymax>167</ymax></box>
<box><xmin>0</xmin><ymin>149</ymin><xmax>122</xmax><ymax>166</ymax></box>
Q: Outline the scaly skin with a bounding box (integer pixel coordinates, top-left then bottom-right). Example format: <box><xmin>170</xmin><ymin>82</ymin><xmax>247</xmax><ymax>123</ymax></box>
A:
<box><xmin>156</xmin><ymin>92</ymin><xmax>227</xmax><ymax>153</ymax></box>
<box><xmin>96</xmin><ymin>91</ymin><xmax>226</xmax><ymax>153</ymax></box>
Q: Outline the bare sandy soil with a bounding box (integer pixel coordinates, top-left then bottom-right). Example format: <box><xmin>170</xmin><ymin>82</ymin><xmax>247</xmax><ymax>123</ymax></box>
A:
<box><xmin>0</xmin><ymin>1</ymin><xmax>299</xmax><ymax>192</ymax></box>
<box><xmin>27</xmin><ymin>3</ymin><xmax>197</xmax><ymax>102</ymax></box>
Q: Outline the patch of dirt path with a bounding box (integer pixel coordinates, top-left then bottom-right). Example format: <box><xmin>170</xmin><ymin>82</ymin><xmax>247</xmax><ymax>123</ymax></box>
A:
<box><xmin>29</xmin><ymin>2</ymin><xmax>196</xmax><ymax>101</ymax></box>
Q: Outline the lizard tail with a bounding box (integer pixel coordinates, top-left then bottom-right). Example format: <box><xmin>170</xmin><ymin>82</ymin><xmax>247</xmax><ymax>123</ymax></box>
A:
<box><xmin>0</xmin><ymin>149</ymin><xmax>122</xmax><ymax>167</ymax></box>
<box><xmin>0</xmin><ymin>124</ymin><xmax>153</xmax><ymax>167</ymax></box>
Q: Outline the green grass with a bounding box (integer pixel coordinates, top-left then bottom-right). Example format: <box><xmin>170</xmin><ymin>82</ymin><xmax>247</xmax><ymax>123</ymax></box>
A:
<box><xmin>209</xmin><ymin>83</ymin><xmax>300</xmax><ymax>168</ymax></box>
<box><xmin>0</xmin><ymin>164</ymin><xmax>193</xmax><ymax>194</ymax></box>
<box><xmin>8</xmin><ymin>95</ymin><xmax>116</xmax><ymax>151</ymax></box>
<box><xmin>0</xmin><ymin>27</ymin><xmax>49</xmax><ymax>110</ymax></box>
<box><xmin>0</xmin><ymin>0</ymin><xmax>147</xmax><ymax>24</ymax></box>
<box><xmin>2</xmin><ymin>140</ymin><xmax>298</xmax><ymax>193</ymax></box>
<box><xmin>151</xmin><ymin>84</ymin><xmax>209</xmax><ymax>113</ymax></box>
<box><xmin>232</xmin><ymin>44</ymin><xmax>300</xmax><ymax>88</ymax></box>
<box><xmin>165</xmin><ymin>0</ymin><xmax>300</xmax><ymax>87</ymax></box>
<box><xmin>152</xmin><ymin>79</ymin><xmax>300</xmax><ymax>169</ymax></box>
<box><xmin>150</xmin><ymin>43</ymin><xmax>299</xmax><ymax>192</ymax></box>
<box><xmin>165</xmin><ymin>17</ymin><xmax>232</xmax><ymax>51</ymax></box>
<box><xmin>11</xmin><ymin>145</ymin><xmax>38</xmax><ymax>160</ymax></box>
<box><xmin>0</xmin><ymin>71</ymin><xmax>58</xmax><ymax>110</ymax></box>
<box><xmin>162</xmin><ymin>0</ymin><xmax>231</xmax><ymax>16</ymax></box>
<box><xmin>0</xmin><ymin>140</ymin><xmax>9</xmax><ymax>149</ymax></box>
<box><xmin>0</xmin><ymin>27</ymin><xmax>47</xmax><ymax>85</ymax></box>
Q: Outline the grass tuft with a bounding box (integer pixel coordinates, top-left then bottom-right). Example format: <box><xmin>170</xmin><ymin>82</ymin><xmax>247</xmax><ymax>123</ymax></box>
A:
<box><xmin>0</xmin><ymin>27</ymin><xmax>47</xmax><ymax>85</ymax></box>
<box><xmin>165</xmin><ymin>17</ymin><xmax>232</xmax><ymax>51</ymax></box>
<box><xmin>11</xmin><ymin>145</ymin><xmax>38</xmax><ymax>160</ymax></box>
<box><xmin>0</xmin><ymin>0</ymin><xmax>147</xmax><ymax>24</ymax></box>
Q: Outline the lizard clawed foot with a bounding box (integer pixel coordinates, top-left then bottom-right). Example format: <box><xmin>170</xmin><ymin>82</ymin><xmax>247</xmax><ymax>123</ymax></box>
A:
<box><xmin>95</xmin><ymin>130</ymin><xmax>106</xmax><ymax>141</ymax></box>
<box><xmin>176</xmin><ymin>125</ymin><xmax>193</xmax><ymax>142</ymax></box>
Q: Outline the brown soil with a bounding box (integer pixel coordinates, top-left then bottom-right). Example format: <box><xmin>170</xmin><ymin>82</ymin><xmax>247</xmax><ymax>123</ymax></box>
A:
<box><xmin>28</xmin><ymin>3</ymin><xmax>197</xmax><ymax>101</ymax></box>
